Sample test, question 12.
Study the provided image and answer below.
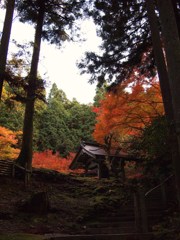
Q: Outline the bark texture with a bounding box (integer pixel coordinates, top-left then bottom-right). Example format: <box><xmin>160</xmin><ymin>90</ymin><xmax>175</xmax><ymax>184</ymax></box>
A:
<box><xmin>0</xmin><ymin>0</ymin><xmax>15</xmax><ymax>100</ymax></box>
<box><xmin>16</xmin><ymin>2</ymin><xmax>45</xmax><ymax>171</ymax></box>
<box><xmin>157</xmin><ymin>0</ymin><xmax>180</xmax><ymax>209</ymax></box>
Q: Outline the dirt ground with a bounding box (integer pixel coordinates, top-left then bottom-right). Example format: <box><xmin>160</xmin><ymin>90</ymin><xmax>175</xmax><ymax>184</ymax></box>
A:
<box><xmin>0</xmin><ymin>168</ymin><xmax>123</xmax><ymax>235</ymax></box>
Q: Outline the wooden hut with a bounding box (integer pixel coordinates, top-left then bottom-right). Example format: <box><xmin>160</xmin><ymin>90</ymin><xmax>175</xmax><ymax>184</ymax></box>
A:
<box><xmin>69</xmin><ymin>141</ymin><xmax>139</xmax><ymax>179</ymax></box>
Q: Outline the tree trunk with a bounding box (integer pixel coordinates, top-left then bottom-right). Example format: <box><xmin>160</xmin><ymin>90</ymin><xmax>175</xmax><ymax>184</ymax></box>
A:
<box><xmin>98</xmin><ymin>160</ymin><xmax>109</xmax><ymax>179</ymax></box>
<box><xmin>157</xmin><ymin>0</ymin><xmax>180</xmax><ymax>209</ymax></box>
<box><xmin>0</xmin><ymin>0</ymin><xmax>15</xmax><ymax>100</ymax></box>
<box><xmin>139</xmin><ymin>188</ymin><xmax>148</xmax><ymax>233</ymax></box>
<box><xmin>146</xmin><ymin>0</ymin><xmax>180</xmax><ymax>209</ymax></box>
<box><xmin>146</xmin><ymin>0</ymin><xmax>173</xmax><ymax>119</ymax></box>
<box><xmin>134</xmin><ymin>188</ymin><xmax>148</xmax><ymax>233</ymax></box>
<box><xmin>134</xmin><ymin>190</ymin><xmax>141</xmax><ymax>232</ymax></box>
<box><xmin>171</xmin><ymin>0</ymin><xmax>180</xmax><ymax>37</ymax></box>
<box><xmin>16</xmin><ymin>2</ymin><xmax>45</xmax><ymax>172</ymax></box>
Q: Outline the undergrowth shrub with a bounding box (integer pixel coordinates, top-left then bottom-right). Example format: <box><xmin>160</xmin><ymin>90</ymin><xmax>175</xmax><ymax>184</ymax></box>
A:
<box><xmin>32</xmin><ymin>150</ymin><xmax>83</xmax><ymax>174</ymax></box>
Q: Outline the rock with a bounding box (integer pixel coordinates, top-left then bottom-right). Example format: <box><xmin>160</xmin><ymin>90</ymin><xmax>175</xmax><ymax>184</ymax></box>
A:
<box><xmin>20</xmin><ymin>191</ymin><xmax>50</xmax><ymax>214</ymax></box>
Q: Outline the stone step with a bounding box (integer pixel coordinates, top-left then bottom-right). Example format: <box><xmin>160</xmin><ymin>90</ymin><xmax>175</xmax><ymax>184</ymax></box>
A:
<box><xmin>85</xmin><ymin>221</ymin><xmax>136</xmax><ymax>234</ymax></box>
<box><xmin>101</xmin><ymin>208</ymin><xmax>135</xmax><ymax>214</ymax></box>
<box><xmin>43</xmin><ymin>233</ymin><xmax>154</xmax><ymax>240</ymax></box>
<box><xmin>85</xmin><ymin>226</ymin><xmax>136</xmax><ymax>234</ymax></box>
<box><xmin>96</xmin><ymin>215</ymin><xmax>135</xmax><ymax>222</ymax></box>
<box><xmin>87</xmin><ymin>221</ymin><xmax>135</xmax><ymax>228</ymax></box>
<box><xmin>147</xmin><ymin>205</ymin><xmax>165</xmax><ymax>209</ymax></box>
<box><xmin>148</xmin><ymin>212</ymin><xmax>163</xmax><ymax>218</ymax></box>
<box><xmin>93</xmin><ymin>212</ymin><xmax>162</xmax><ymax>224</ymax></box>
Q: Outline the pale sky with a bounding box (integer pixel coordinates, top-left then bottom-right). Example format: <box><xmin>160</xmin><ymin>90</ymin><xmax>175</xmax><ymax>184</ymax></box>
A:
<box><xmin>0</xmin><ymin>9</ymin><xmax>102</xmax><ymax>104</ymax></box>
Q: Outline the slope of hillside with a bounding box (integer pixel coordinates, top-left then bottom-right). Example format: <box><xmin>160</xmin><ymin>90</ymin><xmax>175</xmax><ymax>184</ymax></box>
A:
<box><xmin>0</xmin><ymin>168</ymin><xmax>128</xmax><ymax>235</ymax></box>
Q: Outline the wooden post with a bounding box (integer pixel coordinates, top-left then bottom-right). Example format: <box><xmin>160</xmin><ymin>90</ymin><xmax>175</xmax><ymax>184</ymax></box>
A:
<box><xmin>160</xmin><ymin>182</ymin><xmax>168</xmax><ymax>209</ymax></box>
<box><xmin>134</xmin><ymin>190</ymin><xmax>141</xmax><ymax>232</ymax></box>
<box><xmin>98</xmin><ymin>160</ymin><xmax>109</xmax><ymax>179</ymax></box>
<box><xmin>12</xmin><ymin>162</ymin><xmax>15</xmax><ymax>177</ymax></box>
<box><xmin>121</xmin><ymin>160</ymin><xmax>125</xmax><ymax>182</ymax></box>
<box><xmin>98</xmin><ymin>162</ymin><xmax>101</xmax><ymax>179</ymax></box>
<box><xmin>139</xmin><ymin>188</ymin><xmax>148</xmax><ymax>233</ymax></box>
<box><xmin>24</xmin><ymin>163</ymin><xmax>31</xmax><ymax>186</ymax></box>
<box><xmin>134</xmin><ymin>187</ymin><xmax>148</xmax><ymax>233</ymax></box>
<box><xmin>84</xmin><ymin>163</ymin><xmax>88</xmax><ymax>177</ymax></box>
<box><xmin>25</xmin><ymin>163</ymin><xmax>28</xmax><ymax>186</ymax></box>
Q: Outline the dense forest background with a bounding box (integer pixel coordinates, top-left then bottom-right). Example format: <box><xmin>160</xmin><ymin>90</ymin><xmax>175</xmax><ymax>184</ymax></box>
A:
<box><xmin>0</xmin><ymin>71</ymin><xmax>169</xmax><ymax>178</ymax></box>
<box><xmin>0</xmin><ymin>81</ymin><xmax>96</xmax><ymax>171</ymax></box>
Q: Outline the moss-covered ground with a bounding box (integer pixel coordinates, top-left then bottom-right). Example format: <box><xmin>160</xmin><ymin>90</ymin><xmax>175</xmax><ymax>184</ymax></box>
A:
<box><xmin>0</xmin><ymin>168</ymin><xmax>128</xmax><ymax>237</ymax></box>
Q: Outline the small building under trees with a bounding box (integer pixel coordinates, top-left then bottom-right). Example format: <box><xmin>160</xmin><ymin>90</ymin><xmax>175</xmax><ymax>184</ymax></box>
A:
<box><xmin>69</xmin><ymin>141</ymin><xmax>140</xmax><ymax>179</ymax></box>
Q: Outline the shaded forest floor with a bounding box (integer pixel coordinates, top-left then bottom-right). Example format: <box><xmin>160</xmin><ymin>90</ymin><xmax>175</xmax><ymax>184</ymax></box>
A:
<box><xmin>0</xmin><ymin>168</ymin><xmax>180</xmax><ymax>240</ymax></box>
<box><xmin>0</xmin><ymin>168</ymin><xmax>127</xmax><ymax>236</ymax></box>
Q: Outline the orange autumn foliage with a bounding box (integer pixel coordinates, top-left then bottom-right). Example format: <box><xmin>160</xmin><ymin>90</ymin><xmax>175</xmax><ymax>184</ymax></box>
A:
<box><xmin>93</xmin><ymin>72</ymin><xmax>164</xmax><ymax>147</ymax></box>
<box><xmin>0</xmin><ymin>126</ymin><xmax>21</xmax><ymax>160</ymax></box>
<box><xmin>32</xmin><ymin>150</ymin><xmax>83</xmax><ymax>174</ymax></box>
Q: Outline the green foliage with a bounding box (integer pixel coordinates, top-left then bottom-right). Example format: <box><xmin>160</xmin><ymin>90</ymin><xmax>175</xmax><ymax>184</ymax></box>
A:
<box><xmin>129</xmin><ymin>115</ymin><xmax>172</xmax><ymax>179</ymax></box>
<box><xmin>93</xmin><ymin>84</ymin><xmax>107</xmax><ymax>107</ymax></box>
<box><xmin>0</xmin><ymin>82</ymin><xmax>96</xmax><ymax>158</ymax></box>
<box><xmin>0</xmin><ymin>101</ymin><xmax>24</xmax><ymax>131</ymax></box>
<box><xmin>36</xmin><ymin>83</ymin><xmax>96</xmax><ymax>157</ymax></box>
<box><xmin>35</xmin><ymin>96</ymin><xmax>73</xmax><ymax>156</ymax></box>
<box><xmin>131</xmin><ymin>115</ymin><xmax>169</xmax><ymax>158</ymax></box>
<box><xmin>153</xmin><ymin>212</ymin><xmax>180</xmax><ymax>240</ymax></box>
<box><xmin>67</xmin><ymin>99</ymin><xmax>96</xmax><ymax>143</ymax></box>
<box><xmin>0</xmin><ymin>82</ymin><xmax>46</xmax><ymax>133</ymax></box>
<box><xmin>16</xmin><ymin>0</ymin><xmax>87</xmax><ymax>45</ymax></box>
<box><xmin>0</xmin><ymin>84</ymin><xmax>24</xmax><ymax>131</ymax></box>
<box><xmin>79</xmin><ymin>0</ymin><xmax>156</xmax><ymax>85</ymax></box>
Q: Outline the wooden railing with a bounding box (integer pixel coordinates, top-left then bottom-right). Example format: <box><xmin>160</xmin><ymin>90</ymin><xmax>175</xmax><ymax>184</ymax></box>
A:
<box><xmin>0</xmin><ymin>160</ymin><xmax>32</xmax><ymax>185</ymax></box>
<box><xmin>0</xmin><ymin>159</ymin><xmax>14</xmax><ymax>176</ymax></box>
<box><xmin>133</xmin><ymin>174</ymin><xmax>175</xmax><ymax>233</ymax></box>
<box><xmin>145</xmin><ymin>174</ymin><xmax>174</xmax><ymax>197</ymax></box>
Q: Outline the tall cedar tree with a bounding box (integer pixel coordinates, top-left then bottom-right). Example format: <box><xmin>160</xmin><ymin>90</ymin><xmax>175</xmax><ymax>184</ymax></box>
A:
<box><xmin>146</xmin><ymin>0</ymin><xmax>180</xmax><ymax>211</ymax></box>
<box><xmin>79</xmin><ymin>0</ymin><xmax>155</xmax><ymax>85</ymax></box>
<box><xmin>0</xmin><ymin>0</ymin><xmax>15</xmax><ymax>100</ymax></box>
<box><xmin>16</xmin><ymin>0</ymin><xmax>45</xmax><ymax>170</ymax></box>
<box><xmin>145</xmin><ymin>0</ymin><xmax>173</xmax><ymax>120</ymax></box>
<box><xmin>156</xmin><ymin>0</ymin><xmax>180</xmax><ymax>209</ymax></box>
<box><xmin>36</xmin><ymin>83</ymin><xmax>95</xmax><ymax>157</ymax></box>
<box><xmin>79</xmin><ymin>0</ymin><xmax>180</xmax><ymax>86</ymax></box>
<box><xmin>16</xmin><ymin>0</ymin><xmax>86</xmax><ymax>170</ymax></box>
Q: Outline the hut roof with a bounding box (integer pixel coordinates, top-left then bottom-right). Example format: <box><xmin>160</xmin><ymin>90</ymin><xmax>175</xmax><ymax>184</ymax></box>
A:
<box><xmin>69</xmin><ymin>141</ymin><xmax>139</xmax><ymax>170</ymax></box>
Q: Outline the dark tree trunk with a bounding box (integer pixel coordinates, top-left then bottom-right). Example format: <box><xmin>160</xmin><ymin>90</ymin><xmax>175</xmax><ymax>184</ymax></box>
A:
<box><xmin>157</xmin><ymin>0</ymin><xmax>180</xmax><ymax>209</ymax></box>
<box><xmin>146</xmin><ymin>0</ymin><xmax>173</xmax><ymax>120</ymax></box>
<box><xmin>146</xmin><ymin>0</ymin><xmax>180</xmax><ymax>208</ymax></box>
<box><xmin>0</xmin><ymin>0</ymin><xmax>15</xmax><ymax>100</ymax></box>
<box><xmin>134</xmin><ymin>188</ymin><xmax>148</xmax><ymax>233</ymax></box>
<box><xmin>171</xmin><ymin>0</ymin><xmax>180</xmax><ymax>37</ymax></box>
<box><xmin>16</xmin><ymin>2</ymin><xmax>45</xmax><ymax>172</ymax></box>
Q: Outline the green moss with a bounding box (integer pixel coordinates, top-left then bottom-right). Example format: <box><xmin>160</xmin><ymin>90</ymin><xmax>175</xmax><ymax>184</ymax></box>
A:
<box><xmin>0</xmin><ymin>233</ymin><xmax>43</xmax><ymax>240</ymax></box>
<box><xmin>152</xmin><ymin>213</ymin><xmax>180</xmax><ymax>240</ymax></box>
